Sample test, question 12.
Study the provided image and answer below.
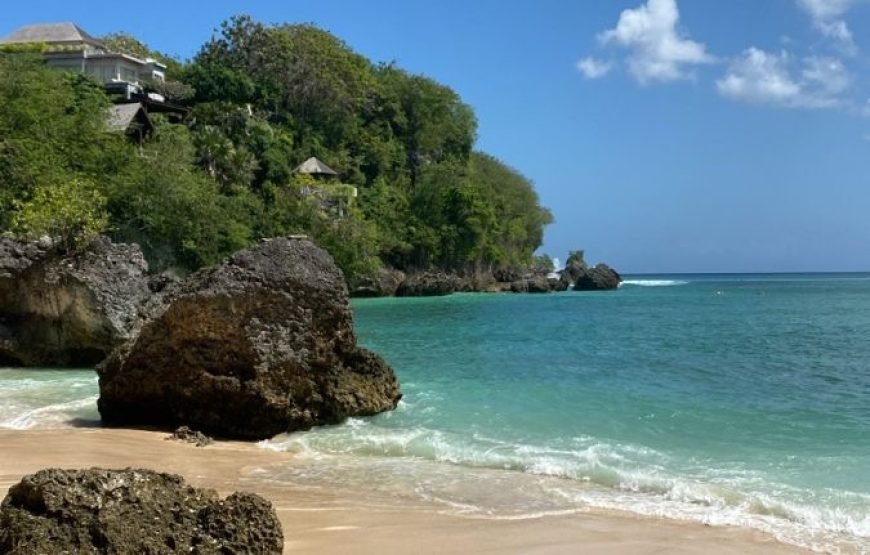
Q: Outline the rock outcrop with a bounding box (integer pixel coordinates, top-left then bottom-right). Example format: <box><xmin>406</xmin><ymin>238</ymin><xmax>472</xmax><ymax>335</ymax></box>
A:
<box><xmin>98</xmin><ymin>237</ymin><xmax>401</xmax><ymax>440</ymax></box>
<box><xmin>395</xmin><ymin>272</ymin><xmax>461</xmax><ymax>297</ymax></box>
<box><xmin>350</xmin><ymin>268</ymin><xmax>406</xmax><ymax>298</ymax></box>
<box><xmin>0</xmin><ymin>468</ymin><xmax>283</xmax><ymax>554</ymax></box>
<box><xmin>573</xmin><ymin>263</ymin><xmax>622</xmax><ymax>291</ymax></box>
<box><xmin>167</xmin><ymin>426</ymin><xmax>213</xmax><ymax>447</ymax></box>
<box><xmin>0</xmin><ymin>236</ymin><xmax>151</xmax><ymax>366</ymax></box>
<box><xmin>509</xmin><ymin>276</ymin><xmax>554</xmax><ymax>293</ymax></box>
<box><xmin>557</xmin><ymin>259</ymin><xmax>588</xmax><ymax>291</ymax></box>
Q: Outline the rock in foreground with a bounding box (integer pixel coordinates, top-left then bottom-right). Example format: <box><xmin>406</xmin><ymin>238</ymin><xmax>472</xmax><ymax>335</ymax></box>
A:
<box><xmin>98</xmin><ymin>237</ymin><xmax>401</xmax><ymax>440</ymax></box>
<box><xmin>0</xmin><ymin>468</ymin><xmax>282</xmax><ymax>554</ymax></box>
<box><xmin>0</xmin><ymin>236</ymin><xmax>151</xmax><ymax>366</ymax></box>
<box><xmin>573</xmin><ymin>263</ymin><xmax>622</xmax><ymax>291</ymax></box>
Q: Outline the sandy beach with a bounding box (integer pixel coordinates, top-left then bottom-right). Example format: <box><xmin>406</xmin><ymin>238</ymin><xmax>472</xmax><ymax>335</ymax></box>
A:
<box><xmin>0</xmin><ymin>428</ymin><xmax>805</xmax><ymax>554</ymax></box>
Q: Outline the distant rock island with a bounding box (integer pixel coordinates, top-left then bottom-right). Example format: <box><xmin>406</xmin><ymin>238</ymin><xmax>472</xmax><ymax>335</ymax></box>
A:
<box><xmin>351</xmin><ymin>251</ymin><xmax>622</xmax><ymax>297</ymax></box>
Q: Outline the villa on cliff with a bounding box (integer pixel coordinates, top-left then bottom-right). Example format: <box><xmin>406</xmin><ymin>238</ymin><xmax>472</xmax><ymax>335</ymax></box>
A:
<box><xmin>0</xmin><ymin>22</ymin><xmax>185</xmax><ymax>140</ymax></box>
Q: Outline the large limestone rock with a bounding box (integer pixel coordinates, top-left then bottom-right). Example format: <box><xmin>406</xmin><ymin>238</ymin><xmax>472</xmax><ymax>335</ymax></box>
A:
<box><xmin>573</xmin><ymin>263</ymin><xmax>622</xmax><ymax>291</ymax></box>
<box><xmin>98</xmin><ymin>237</ymin><xmax>401</xmax><ymax>440</ymax></box>
<box><xmin>0</xmin><ymin>236</ymin><xmax>151</xmax><ymax>366</ymax></box>
<box><xmin>0</xmin><ymin>468</ymin><xmax>283</xmax><ymax>554</ymax></box>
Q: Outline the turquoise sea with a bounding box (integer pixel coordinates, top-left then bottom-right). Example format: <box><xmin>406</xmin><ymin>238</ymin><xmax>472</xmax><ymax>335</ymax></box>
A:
<box><xmin>3</xmin><ymin>274</ymin><xmax>870</xmax><ymax>552</ymax></box>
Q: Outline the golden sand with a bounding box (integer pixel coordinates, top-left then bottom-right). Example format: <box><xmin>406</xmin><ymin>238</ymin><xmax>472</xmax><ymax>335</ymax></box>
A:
<box><xmin>0</xmin><ymin>428</ymin><xmax>805</xmax><ymax>554</ymax></box>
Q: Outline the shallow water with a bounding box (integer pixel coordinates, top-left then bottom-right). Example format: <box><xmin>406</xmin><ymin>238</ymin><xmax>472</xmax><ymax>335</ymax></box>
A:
<box><xmin>3</xmin><ymin>273</ymin><xmax>870</xmax><ymax>552</ymax></box>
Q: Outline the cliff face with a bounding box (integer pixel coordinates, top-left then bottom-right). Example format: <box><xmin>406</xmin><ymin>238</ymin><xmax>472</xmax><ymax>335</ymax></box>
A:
<box><xmin>0</xmin><ymin>237</ymin><xmax>151</xmax><ymax>366</ymax></box>
<box><xmin>98</xmin><ymin>237</ymin><xmax>402</xmax><ymax>440</ymax></box>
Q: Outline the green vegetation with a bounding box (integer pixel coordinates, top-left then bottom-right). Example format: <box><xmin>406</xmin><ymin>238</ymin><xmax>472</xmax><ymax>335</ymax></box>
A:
<box><xmin>0</xmin><ymin>16</ymin><xmax>552</xmax><ymax>281</ymax></box>
<box><xmin>566</xmin><ymin>250</ymin><xmax>586</xmax><ymax>267</ymax></box>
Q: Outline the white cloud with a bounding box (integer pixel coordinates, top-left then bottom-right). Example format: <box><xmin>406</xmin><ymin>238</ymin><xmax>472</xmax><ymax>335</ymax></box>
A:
<box><xmin>796</xmin><ymin>0</ymin><xmax>858</xmax><ymax>52</ymax></box>
<box><xmin>597</xmin><ymin>0</ymin><xmax>713</xmax><ymax>84</ymax></box>
<box><xmin>716</xmin><ymin>48</ymin><xmax>850</xmax><ymax>109</ymax></box>
<box><xmin>802</xmin><ymin>56</ymin><xmax>850</xmax><ymax>95</ymax></box>
<box><xmin>797</xmin><ymin>0</ymin><xmax>854</xmax><ymax>20</ymax></box>
<box><xmin>576</xmin><ymin>57</ymin><xmax>613</xmax><ymax>79</ymax></box>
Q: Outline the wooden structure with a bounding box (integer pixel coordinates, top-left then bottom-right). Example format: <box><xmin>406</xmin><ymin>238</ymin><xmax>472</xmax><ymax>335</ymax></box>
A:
<box><xmin>294</xmin><ymin>158</ymin><xmax>357</xmax><ymax>217</ymax></box>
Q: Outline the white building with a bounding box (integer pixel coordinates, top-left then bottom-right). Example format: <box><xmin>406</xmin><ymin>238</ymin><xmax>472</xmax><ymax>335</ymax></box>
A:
<box><xmin>0</xmin><ymin>22</ymin><xmax>166</xmax><ymax>97</ymax></box>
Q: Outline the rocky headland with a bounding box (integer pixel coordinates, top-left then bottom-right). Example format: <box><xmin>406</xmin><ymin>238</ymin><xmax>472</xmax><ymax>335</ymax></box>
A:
<box><xmin>351</xmin><ymin>254</ymin><xmax>622</xmax><ymax>298</ymax></box>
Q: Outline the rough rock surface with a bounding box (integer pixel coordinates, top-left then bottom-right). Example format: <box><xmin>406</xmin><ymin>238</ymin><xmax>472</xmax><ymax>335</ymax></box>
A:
<box><xmin>506</xmin><ymin>277</ymin><xmax>544</xmax><ymax>293</ymax></box>
<box><xmin>349</xmin><ymin>268</ymin><xmax>406</xmax><ymax>298</ymax></box>
<box><xmin>0</xmin><ymin>468</ymin><xmax>283</xmax><ymax>554</ymax></box>
<box><xmin>395</xmin><ymin>272</ymin><xmax>461</xmax><ymax>297</ymax></box>
<box><xmin>167</xmin><ymin>426</ymin><xmax>213</xmax><ymax>447</ymax></box>
<box><xmin>558</xmin><ymin>259</ymin><xmax>588</xmax><ymax>291</ymax></box>
<box><xmin>98</xmin><ymin>237</ymin><xmax>401</xmax><ymax>440</ymax></box>
<box><xmin>0</xmin><ymin>236</ymin><xmax>151</xmax><ymax>366</ymax></box>
<box><xmin>573</xmin><ymin>264</ymin><xmax>622</xmax><ymax>291</ymax></box>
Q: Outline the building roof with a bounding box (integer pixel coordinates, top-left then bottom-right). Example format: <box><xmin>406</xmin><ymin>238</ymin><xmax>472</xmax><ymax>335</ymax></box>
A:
<box><xmin>0</xmin><ymin>22</ymin><xmax>104</xmax><ymax>49</ymax></box>
<box><xmin>295</xmin><ymin>157</ymin><xmax>339</xmax><ymax>176</ymax></box>
<box><xmin>106</xmin><ymin>103</ymin><xmax>151</xmax><ymax>133</ymax></box>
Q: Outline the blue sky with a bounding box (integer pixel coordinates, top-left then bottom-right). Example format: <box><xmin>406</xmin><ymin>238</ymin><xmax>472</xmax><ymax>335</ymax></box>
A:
<box><xmin>3</xmin><ymin>0</ymin><xmax>870</xmax><ymax>272</ymax></box>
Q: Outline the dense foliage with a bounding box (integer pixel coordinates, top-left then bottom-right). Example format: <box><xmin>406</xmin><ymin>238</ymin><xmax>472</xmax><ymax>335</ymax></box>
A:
<box><xmin>0</xmin><ymin>16</ymin><xmax>552</xmax><ymax>280</ymax></box>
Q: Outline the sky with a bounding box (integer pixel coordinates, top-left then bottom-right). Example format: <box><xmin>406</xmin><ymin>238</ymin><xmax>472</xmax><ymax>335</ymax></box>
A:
<box><xmin>2</xmin><ymin>0</ymin><xmax>870</xmax><ymax>272</ymax></box>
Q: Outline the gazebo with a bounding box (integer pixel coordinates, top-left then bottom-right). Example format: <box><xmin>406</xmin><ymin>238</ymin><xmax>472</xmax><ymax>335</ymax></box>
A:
<box><xmin>293</xmin><ymin>158</ymin><xmax>357</xmax><ymax>217</ymax></box>
<box><xmin>294</xmin><ymin>157</ymin><xmax>339</xmax><ymax>179</ymax></box>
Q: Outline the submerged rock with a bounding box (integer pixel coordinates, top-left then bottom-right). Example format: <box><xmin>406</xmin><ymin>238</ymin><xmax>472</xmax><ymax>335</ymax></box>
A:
<box><xmin>168</xmin><ymin>426</ymin><xmax>213</xmax><ymax>447</ymax></box>
<box><xmin>573</xmin><ymin>263</ymin><xmax>622</xmax><ymax>291</ymax></box>
<box><xmin>98</xmin><ymin>237</ymin><xmax>401</xmax><ymax>440</ymax></box>
<box><xmin>0</xmin><ymin>236</ymin><xmax>151</xmax><ymax>366</ymax></box>
<box><xmin>0</xmin><ymin>468</ymin><xmax>283</xmax><ymax>554</ymax></box>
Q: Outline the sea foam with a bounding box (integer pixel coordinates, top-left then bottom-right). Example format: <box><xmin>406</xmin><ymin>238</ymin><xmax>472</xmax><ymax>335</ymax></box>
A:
<box><xmin>619</xmin><ymin>279</ymin><xmax>689</xmax><ymax>287</ymax></box>
<box><xmin>259</xmin><ymin>420</ymin><xmax>870</xmax><ymax>553</ymax></box>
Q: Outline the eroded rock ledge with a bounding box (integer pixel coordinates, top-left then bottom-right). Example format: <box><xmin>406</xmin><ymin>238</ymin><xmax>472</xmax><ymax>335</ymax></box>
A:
<box><xmin>0</xmin><ymin>236</ymin><xmax>151</xmax><ymax>366</ymax></box>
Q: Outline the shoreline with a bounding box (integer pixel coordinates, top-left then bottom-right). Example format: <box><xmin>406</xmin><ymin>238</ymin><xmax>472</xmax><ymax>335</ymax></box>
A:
<box><xmin>0</xmin><ymin>428</ymin><xmax>806</xmax><ymax>554</ymax></box>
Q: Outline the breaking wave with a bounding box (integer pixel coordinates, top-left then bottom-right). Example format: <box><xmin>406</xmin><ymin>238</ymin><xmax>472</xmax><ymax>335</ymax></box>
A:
<box><xmin>260</xmin><ymin>419</ymin><xmax>870</xmax><ymax>553</ymax></box>
<box><xmin>620</xmin><ymin>280</ymin><xmax>689</xmax><ymax>287</ymax></box>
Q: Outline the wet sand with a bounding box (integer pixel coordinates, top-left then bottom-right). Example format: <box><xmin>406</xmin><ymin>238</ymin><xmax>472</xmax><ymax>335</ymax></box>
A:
<box><xmin>0</xmin><ymin>428</ymin><xmax>806</xmax><ymax>554</ymax></box>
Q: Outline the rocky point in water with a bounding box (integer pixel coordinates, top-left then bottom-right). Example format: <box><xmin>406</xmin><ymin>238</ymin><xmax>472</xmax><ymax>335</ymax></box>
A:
<box><xmin>98</xmin><ymin>236</ymin><xmax>402</xmax><ymax>440</ymax></box>
<box><xmin>0</xmin><ymin>236</ymin><xmax>151</xmax><ymax>366</ymax></box>
<box><xmin>0</xmin><ymin>468</ymin><xmax>283</xmax><ymax>554</ymax></box>
<box><xmin>573</xmin><ymin>263</ymin><xmax>622</xmax><ymax>291</ymax></box>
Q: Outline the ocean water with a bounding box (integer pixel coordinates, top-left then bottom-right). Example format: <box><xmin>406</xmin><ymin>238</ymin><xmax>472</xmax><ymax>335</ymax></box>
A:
<box><xmin>3</xmin><ymin>274</ymin><xmax>870</xmax><ymax>552</ymax></box>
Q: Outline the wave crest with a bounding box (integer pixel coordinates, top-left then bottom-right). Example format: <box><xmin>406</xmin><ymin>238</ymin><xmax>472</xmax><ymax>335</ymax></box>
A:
<box><xmin>620</xmin><ymin>280</ymin><xmax>689</xmax><ymax>287</ymax></box>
